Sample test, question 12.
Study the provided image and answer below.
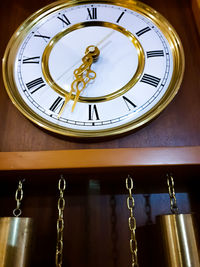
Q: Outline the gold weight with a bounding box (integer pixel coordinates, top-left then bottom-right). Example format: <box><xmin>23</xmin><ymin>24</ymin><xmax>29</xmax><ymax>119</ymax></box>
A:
<box><xmin>0</xmin><ymin>217</ymin><xmax>33</xmax><ymax>267</ymax></box>
<box><xmin>156</xmin><ymin>174</ymin><xmax>200</xmax><ymax>266</ymax></box>
<box><xmin>157</xmin><ymin>214</ymin><xmax>200</xmax><ymax>267</ymax></box>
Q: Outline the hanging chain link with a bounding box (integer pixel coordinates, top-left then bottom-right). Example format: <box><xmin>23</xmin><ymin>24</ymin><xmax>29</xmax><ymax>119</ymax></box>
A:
<box><xmin>167</xmin><ymin>174</ymin><xmax>179</xmax><ymax>214</ymax></box>
<box><xmin>126</xmin><ymin>175</ymin><xmax>138</xmax><ymax>267</ymax></box>
<box><xmin>56</xmin><ymin>175</ymin><xmax>66</xmax><ymax>267</ymax></box>
<box><xmin>13</xmin><ymin>179</ymin><xmax>25</xmax><ymax>217</ymax></box>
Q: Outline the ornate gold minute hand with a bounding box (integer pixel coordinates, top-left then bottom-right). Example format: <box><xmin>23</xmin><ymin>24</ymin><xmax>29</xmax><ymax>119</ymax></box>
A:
<box><xmin>58</xmin><ymin>45</ymin><xmax>100</xmax><ymax>117</ymax></box>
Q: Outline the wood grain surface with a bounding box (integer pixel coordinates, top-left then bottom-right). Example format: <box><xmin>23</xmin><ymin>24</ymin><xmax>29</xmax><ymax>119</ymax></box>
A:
<box><xmin>0</xmin><ymin>1</ymin><xmax>200</xmax><ymax>266</ymax></box>
<box><xmin>1</xmin><ymin>146</ymin><xmax>200</xmax><ymax>171</ymax></box>
<box><xmin>0</xmin><ymin>0</ymin><xmax>200</xmax><ymax>151</ymax></box>
<box><xmin>192</xmin><ymin>0</ymin><xmax>200</xmax><ymax>35</ymax></box>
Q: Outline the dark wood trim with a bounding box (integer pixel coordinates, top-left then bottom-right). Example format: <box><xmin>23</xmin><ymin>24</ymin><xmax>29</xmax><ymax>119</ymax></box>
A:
<box><xmin>192</xmin><ymin>0</ymin><xmax>200</xmax><ymax>35</ymax></box>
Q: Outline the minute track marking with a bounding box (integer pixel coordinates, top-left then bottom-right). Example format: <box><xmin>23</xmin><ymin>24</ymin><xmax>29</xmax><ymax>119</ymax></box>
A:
<box><xmin>3</xmin><ymin>1</ymin><xmax>183</xmax><ymax>138</ymax></box>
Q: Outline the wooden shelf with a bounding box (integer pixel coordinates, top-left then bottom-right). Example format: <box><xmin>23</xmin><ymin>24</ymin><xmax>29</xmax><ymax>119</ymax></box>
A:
<box><xmin>0</xmin><ymin>146</ymin><xmax>200</xmax><ymax>172</ymax></box>
<box><xmin>0</xmin><ymin>147</ymin><xmax>200</xmax><ymax>186</ymax></box>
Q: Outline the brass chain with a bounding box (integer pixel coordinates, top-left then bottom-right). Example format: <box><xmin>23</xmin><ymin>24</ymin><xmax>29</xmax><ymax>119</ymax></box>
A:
<box><xmin>167</xmin><ymin>174</ymin><xmax>179</xmax><ymax>214</ymax></box>
<box><xmin>13</xmin><ymin>179</ymin><xmax>25</xmax><ymax>217</ymax></box>
<box><xmin>126</xmin><ymin>175</ymin><xmax>138</xmax><ymax>267</ymax></box>
<box><xmin>56</xmin><ymin>175</ymin><xmax>66</xmax><ymax>267</ymax></box>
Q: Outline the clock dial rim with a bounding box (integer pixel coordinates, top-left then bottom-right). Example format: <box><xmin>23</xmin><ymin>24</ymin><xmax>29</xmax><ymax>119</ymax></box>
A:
<box><xmin>2</xmin><ymin>0</ymin><xmax>185</xmax><ymax>138</ymax></box>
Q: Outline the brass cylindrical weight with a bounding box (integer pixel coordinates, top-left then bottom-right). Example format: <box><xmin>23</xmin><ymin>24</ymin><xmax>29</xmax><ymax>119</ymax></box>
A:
<box><xmin>157</xmin><ymin>214</ymin><xmax>200</xmax><ymax>267</ymax></box>
<box><xmin>0</xmin><ymin>217</ymin><xmax>33</xmax><ymax>267</ymax></box>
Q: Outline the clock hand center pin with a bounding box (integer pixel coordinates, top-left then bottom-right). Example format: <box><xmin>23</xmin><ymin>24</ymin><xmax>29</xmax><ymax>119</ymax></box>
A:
<box><xmin>56</xmin><ymin>30</ymin><xmax>114</xmax><ymax>82</ymax></box>
<box><xmin>58</xmin><ymin>45</ymin><xmax>100</xmax><ymax>117</ymax></box>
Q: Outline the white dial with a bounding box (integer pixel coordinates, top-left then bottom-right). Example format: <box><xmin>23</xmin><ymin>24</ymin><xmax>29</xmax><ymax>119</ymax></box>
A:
<box><xmin>3</xmin><ymin>0</ymin><xmax>184</xmax><ymax>137</ymax></box>
<box><xmin>48</xmin><ymin>26</ymin><xmax>139</xmax><ymax>98</ymax></box>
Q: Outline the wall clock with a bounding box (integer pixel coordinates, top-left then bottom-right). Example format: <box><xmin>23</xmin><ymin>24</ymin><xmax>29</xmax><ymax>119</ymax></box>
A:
<box><xmin>2</xmin><ymin>0</ymin><xmax>185</xmax><ymax>138</ymax></box>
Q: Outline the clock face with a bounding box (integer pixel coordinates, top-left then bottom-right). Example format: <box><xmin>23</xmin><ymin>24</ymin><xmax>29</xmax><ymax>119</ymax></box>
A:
<box><xmin>3</xmin><ymin>0</ymin><xmax>184</xmax><ymax>138</ymax></box>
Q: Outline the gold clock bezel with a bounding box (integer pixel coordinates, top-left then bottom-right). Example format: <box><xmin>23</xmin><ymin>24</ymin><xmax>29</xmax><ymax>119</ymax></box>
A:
<box><xmin>42</xmin><ymin>21</ymin><xmax>145</xmax><ymax>103</ymax></box>
<box><xmin>2</xmin><ymin>0</ymin><xmax>185</xmax><ymax>138</ymax></box>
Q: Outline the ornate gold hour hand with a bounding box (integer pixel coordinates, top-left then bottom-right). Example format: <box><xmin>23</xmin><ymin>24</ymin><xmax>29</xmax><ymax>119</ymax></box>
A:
<box><xmin>58</xmin><ymin>45</ymin><xmax>100</xmax><ymax>117</ymax></box>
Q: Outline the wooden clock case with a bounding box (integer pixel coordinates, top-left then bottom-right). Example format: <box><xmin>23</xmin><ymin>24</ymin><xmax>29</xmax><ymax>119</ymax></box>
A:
<box><xmin>0</xmin><ymin>0</ymin><xmax>200</xmax><ymax>266</ymax></box>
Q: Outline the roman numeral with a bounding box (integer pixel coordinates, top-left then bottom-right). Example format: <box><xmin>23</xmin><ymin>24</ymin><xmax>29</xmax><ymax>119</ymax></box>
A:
<box><xmin>49</xmin><ymin>96</ymin><xmax>64</xmax><ymax>113</ymax></box>
<box><xmin>116</xmin><ymin>11</ymin><xmax>125</xmax><ymax>23</ymax></box>
<box><xmin>122</xmin><ymin>96</ymin><xmax>137</xmax><ymax>111</ymax></box>
<box><xmin>147</xmin><ymin>50</ymin><xmax>164</xmax><ymax>58</ymax></box>
<box><xmin>136</xmin><ymin>27</ymin><xmax>151</xmax><ymax>37</ymax></box>
<box><xmin>57</xmin><ymin>14</ymin><xmax>71</xmax><ymax>26</ymax></box>
<box><xmin>34</xmin><ymin>33</ymin><xmax>51</xmax><ymax>42</ymax></box>
<box><xmin>88</xmin><ymin>104</ymin><xmax>100</xmax><ymax>120</ymax></box>
<box><xmin>22</xmin><ymin>56</ymin><xmax>40</xmax><ymax>64</ymax></box>
<box><xmin>26</xmin><ymin>77</ymin><xmax>46</xmax><ymax>94</ymax></box>
<box><xmin>87</xmin><ymin>7</ymin><xmax>97</xmax><ymax>20</ymax></box>
<box><xmin>140</xmin><ymin>74</ymin><xmax>161</xmax><ymax>87</ymax></box>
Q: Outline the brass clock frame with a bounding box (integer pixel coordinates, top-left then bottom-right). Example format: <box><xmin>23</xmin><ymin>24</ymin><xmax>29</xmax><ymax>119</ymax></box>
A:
<box><xmin>42</xmin><ymin>21</ymin><xmax>145</xmax><ymax>103</ymax></box>
<box><xmin>2</xmin><ymin>0</ymin><xmax>185</xmax><ymax>138</ymax></box>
